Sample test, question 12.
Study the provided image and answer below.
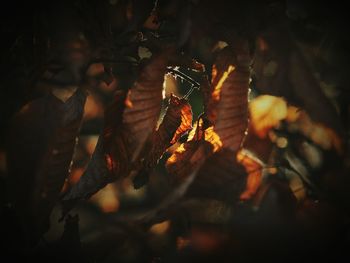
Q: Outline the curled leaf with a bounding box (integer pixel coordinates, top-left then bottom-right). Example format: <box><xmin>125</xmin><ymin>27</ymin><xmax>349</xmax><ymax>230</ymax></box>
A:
<box><xmin>62</xmin><ymin>91</ymin><xmax>126</xmax><ymax>208</ymax></box>
<box><xmin>166</xmin><ymin>140</ymin><xmax>212</xmax><ymax>183</ymax></box>
<box><xmin>170</xmin><ymin>95</ymin><xmax>193</xmax><ymax>144</ymax></box>
<box><xmin>149</xmin><ymin>143</ymin><xmax>245</xmax><ymax>224</ymax></box>
<box><xmin>141</xmin><ymin>43</ymin><xmax>251</xmax><ymax>224</ymax></box>
<box><xmin>62</xmin><ymin>53</ymin><xmax>168</xmax><ymax>206</ymax></box>
<box><xmin>133</xmin><ymin>94</ymin><xmax>193</xmax><ymax>188</ymax></box>
<box><xmin>168</xmin><ymin>42</ymin><xmax>251</xmax><ymax>180</ymax></box>
<box><xmin>166</xmin><ymin>114</ymin><xmax>231</xmax><ymax>186</ymax></box>
<box><xmin>141</xmin><ymin>141</ymin><xmax>213</xmax><ymax>224</ymax></box>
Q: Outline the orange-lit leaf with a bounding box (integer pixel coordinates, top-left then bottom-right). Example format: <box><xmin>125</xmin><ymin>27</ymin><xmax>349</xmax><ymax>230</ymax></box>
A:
<box><xmin>170</xmin><ymin>95</ymin><xmax>193</xmax><ymax>144</ymax></box>
<box><xmin>166</xmin><ymin>141</ymin><xmax>212</xmax><ymax>182</ymax></box>
<box><xmin>132</xmin><ymin>95</ymin><xmax>193</xmax><ymax>188</ymax></box>
<box><xmin>141</xmin><ymin>141</ymin><xmax>212</xmax><ymax>223</ymax></box>
<box><xmin>203</xmin><ymin>126</ymin><xmax>222</xmax><ymax>152</ymax></box>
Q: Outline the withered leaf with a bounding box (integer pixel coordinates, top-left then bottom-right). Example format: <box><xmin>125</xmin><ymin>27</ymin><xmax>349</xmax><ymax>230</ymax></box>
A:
<box><xmin>7</xmin><ymin>88</ymin><xmax>86</xmax><ymax>241</ymax></box>
<box><xmin>123</xmin><ymin>53</ymin><xmax>169</xmax><ymax>162</ymax></box>
<box><xmin>133</xmin><ymin>94</ymin><xmax>193</xmax><ymax>189</ymax></box>
<box><xmin>170</xmin><ymin>95</ymin><xmax>193</xmax><ymax>144</ymax></box>
<box><xmin>144</xmin><ymin>142</ymin><xmax>246</xmax><ymax>224</ymax></box>
<box><xmin>209</xmin><ymin>45</ymin><xmax>250</xmax><ymax>152</ymax></box>
<box><xmin>62</xmin><ymin>53</ymin><xmax>168</xmax><ymax>208</ymax></box>
<box><xmin>141</xmin><ymin>140</ymin><xmax>213</xmax><ymax>224</ymax></box>
<box><xmin>62</xmin><ymin>90</ymin><xmax>127</xmax><ymax>206</ymax></box>
<box><xmin>166</xmin><ymin>120</ymin><xmax>246</xmax><ymax>203</ymax></box>
<box><xmin>213</xmin><ymin>68</ymin><xmax>249</xmax><ymax>151</ymax></box>
<box><xmin>166</xmin><ymin>139</ymin><xmax>212</xmax><ymax>184</ymax></box>
<box><xmin>166</xmin><ymin>116</ymin><xmax>210</xmax><ymax>180</ymax></box>
<box><xmin>159</xmin><ymin>43</ymin><xmax>251</xmax><ymax>218</ymax></box>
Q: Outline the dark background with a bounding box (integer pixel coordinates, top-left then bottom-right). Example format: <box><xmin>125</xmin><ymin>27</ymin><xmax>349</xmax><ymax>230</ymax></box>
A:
<box><xmin>0</xmin><ymin>1</ymin><xmax>349</xmax><ymax>262</ymax></box>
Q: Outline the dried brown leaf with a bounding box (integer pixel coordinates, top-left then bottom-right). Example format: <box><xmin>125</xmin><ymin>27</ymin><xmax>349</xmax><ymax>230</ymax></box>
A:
<box><xmin>7</xmin><ymin>88</ymin><xmax>86</xmax><ymax>240</ymax></box>
<box><xmin>62</xmin><ymin>53</ymin><xmax>169</xmax><ymax>204</ymax></box>
<box><xmin>133</xmin><ymin>94</ymin><xmax>193</xmax><ymax>188</ymax></box>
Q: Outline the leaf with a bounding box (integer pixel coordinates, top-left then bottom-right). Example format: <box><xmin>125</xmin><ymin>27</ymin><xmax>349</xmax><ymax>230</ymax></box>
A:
<box><xmin>140</xmin><ymin>141</ymin><xmax>213</xmax><ymax>224</ymax></box>
<box><xmin>209</xmin><ymin>45</ymin><xmax>250</xmax><ymax>152</ymax></box>
<box><xmin>123</xmin><ymin>53</ymin><xmax>169</xmax><ymax>162</ymax></box>
<box><xmin>143</xmin><ymin>141</ymin><xmax>246</xmax><ymax>225</ymax></box>
<box><xmin>103</xmin><ymin>91</ymin><xmax>130</xmax><ymax>179</ymax></box>
<box><xmin>61</xmin><ymin>90</ymin><xmax>126</xmax><ymax>207</ymax></box>
<box><xmin>132</xmin><ymin>94</ymin><xmax>193</xmax><ymax>188</ymax></box>
<box><xmin>169</xmin><ymin>44</ymin><xmax>251</xmax><ymax>164</ymax></box>
<box><xmin>201</xmin><ymin>45</ymin><xmax>251</xmax><ymax>153</ymax></box>
<box><xmin>7</xmin><ymin>88</ymin><xmax>86</xmax><ymax>242</ymax></box>
<box><xmin>213</xmin><ymin>68</ymin><xmax>249</xmax><ymax>151</ymax></box>
<box><xmin>170</xmin><ymin>95</ymin><xmax>193</xmax><ymax>144</ymax></box>
<box><xmin>158</xmin><ymin>44</ymin><xmax>251</xmax><ymax>219</ymax></box>
<box><xmin>62</xmin><ymin>52</ymin><xmax>168</xmax><ymax>208</ymax></box>
<box><xmin>166</xmin><ymin>139</ymin><xmax>213</xmax><ymax>183</ymax></box>
<box><xmin>166</xmin><ymin>118</ymin><xmax>246</xmax><ymax>202</ymax></box>
<box><xmin>166</xmin><ymin>116</ymin><xmax>210</xmax><ymax>180</ymax></box>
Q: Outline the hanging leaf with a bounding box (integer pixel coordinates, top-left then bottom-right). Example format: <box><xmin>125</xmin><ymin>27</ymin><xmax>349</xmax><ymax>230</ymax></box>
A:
<box><xmin>158</xmin><ymin>43</ymin><xmax>251</xmax><ymax>218</ymax></box>
<box><xmin>209</xmin><ymin>44</ymin><xmax>250</xmax><ymax>152</ymax></box>
<box><xmin>213</xmin><ymin>68</ymin><xmax>249</xmax><ymax>151</ymax></box>
<box><xmin>62</xmin><ymin>52</ymin><xmax>168</xmax><ymax>209</ymax></box>
<box><xmin>205</xmin><ymin>50</ymin><xmax>230</xmax><ymax>123</ymax></box>
<box><xmin>170</xmin><ymin>44</ymin><xmax>251</xmax><ymax>162</ymax></box>
<box><xmin>141</xmin><ymin>140</ymin><xmax>213</xmax><ymax>225</ymax></box>
<box><xmin>166</xmin><ymin>117</ymin><xmax>210</xmax><ymax>180</ymax></box>
<box><xmin>145</xmin><ymin>129</ymin><xmax>245</xmax><ymax>225</ymax></box>
<box><xmin>166</xmin><ymin>117</ymin><xmax>246</xmax><ymax>203</ymax></box>
<box><xmin>7</xmin><ymin>88</ymin><xmax>87</xmax><ymax>243</ymax></box>
<box><xmin>170</xmin><ymin>95</ymin><xmax>193</xmax><ymax>144</ymax></box>
<box><xmin>61</xmin><ymin>90</ymin><xmax>127</xmax><ymax>207</ymax></box>
<box><xmin>133</xmin><ymin>94</ymin><xmax>193</xmax><ymax>188</ymax></box>
<box><xmin>123</xmin><ymin>52</ymin><xmax>169</xmax><ymax>162</ymax></box>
